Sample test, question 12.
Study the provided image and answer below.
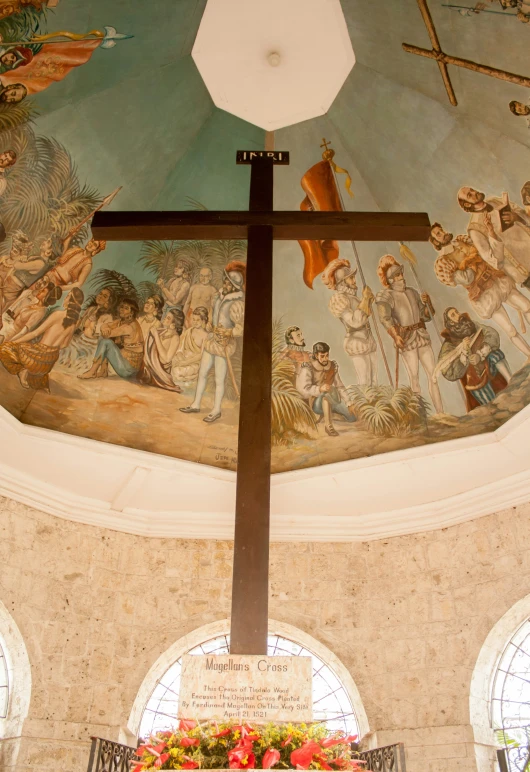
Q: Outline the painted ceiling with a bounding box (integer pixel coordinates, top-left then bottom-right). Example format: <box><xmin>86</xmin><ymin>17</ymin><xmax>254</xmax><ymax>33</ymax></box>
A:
<box><xmin>0</xmin><ymin>0</ymin><xmax>530</xmax><ymax>474</ymax></box>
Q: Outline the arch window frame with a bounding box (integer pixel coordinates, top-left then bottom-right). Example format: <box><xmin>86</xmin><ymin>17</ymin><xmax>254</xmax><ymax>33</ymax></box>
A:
<box><xmin>128</xmin><ymin>619</ymin><xmax>369</xmax><ymax>743</ymax></box>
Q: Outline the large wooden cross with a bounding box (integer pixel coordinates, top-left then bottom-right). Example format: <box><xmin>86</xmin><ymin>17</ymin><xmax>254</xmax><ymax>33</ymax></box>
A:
<box><xmin>403</xmin><ymin>0</ymin><xmax>530</xmax><ymax>106</ymax></box>
<box><xmin>92</xmin><ymin>150</ymin><xmax>431</xmax><ymax>655</ymax></box>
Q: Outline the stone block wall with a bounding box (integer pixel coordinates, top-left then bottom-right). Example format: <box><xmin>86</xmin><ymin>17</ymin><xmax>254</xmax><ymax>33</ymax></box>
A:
<box><xmin>1</xmin><ymin>496</ymin><xmax>529</xmax><ymax>771</ymax></box>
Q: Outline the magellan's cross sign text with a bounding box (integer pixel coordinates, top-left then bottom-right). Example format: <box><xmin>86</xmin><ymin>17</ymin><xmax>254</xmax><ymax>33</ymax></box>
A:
<box><xmin>92</xmin><ymin>151</ymin><xmax>431</xmax><ymax>655</ymax></box>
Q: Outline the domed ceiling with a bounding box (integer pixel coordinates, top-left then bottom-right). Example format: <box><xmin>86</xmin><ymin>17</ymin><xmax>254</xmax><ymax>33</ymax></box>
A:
<box><xmin>0</xmin><ymin>0</ymin><xmax>530</xmax><ymax>475</ymax></box>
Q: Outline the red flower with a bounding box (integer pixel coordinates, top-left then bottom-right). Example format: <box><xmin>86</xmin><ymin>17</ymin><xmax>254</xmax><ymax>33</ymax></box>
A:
<box><xmin>182</xmin><ymin>757</ymin><xmax>199</xmax><ymax>770</ymax></box>
<box><xmin>136</xmin><ymin>742</ymin><xmax>167</xmax><ymax>758</ymax></box>
<box><xmin>213</xmin><ymin>728</ymin><xmax>232</xmax><ymax>738</ymax></box>
<box><xmin>228</xmin><ymin>746</ymin><xmax>256</xmax><ymax>769</ymax></box>
<box><xmin>180</xmin><ymin>737</ymin><xmax>200</xmax><ymax>747</ymax></box>
<box><xmin>281</xmin><ymin>735</ymin><xmax>292</xmax><ymax>748</ymax></box>
<box><xmin>321</xmin><ymin>738</ymin><xmax>347</xmax><ymax>749</ymax></box>
<box><xmin>179</xmin><ymin>719</ymin><xmax>197</xmax><ymax>732</ymax></box>
<box><xmin>132</xmin><ymin>765</ymin><xmax>144</xmax><ymax>772</ymax></box>
<box><xmin>290</xmin><ymin>741</ymin><xmax>323</xmax><ymax>769</ymax></box>
<box><xmin>314</xmin><ymin>754</ymin><xmax>333</xmax><ymax>770</ymax></box>
<box><xmin>262</xmin><ymin>748</ymin><xmax>281</xmax><ymax>769</ymax></box>
<box><xmin>154</xmin><ymin>753</ymin><xmax>170</xmax><ymax>768</ymax></box>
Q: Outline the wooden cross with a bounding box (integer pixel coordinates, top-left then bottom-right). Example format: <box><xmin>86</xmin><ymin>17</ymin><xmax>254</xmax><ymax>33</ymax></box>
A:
<box><xmin>92</xmin><ymin>150</ymin><xmax>431</xmax><ymax>655</ymax></box>
<box><xmin>403</xmin><ymin>0</ymin><xmax>530</xmax><ymax>106</ymax></box>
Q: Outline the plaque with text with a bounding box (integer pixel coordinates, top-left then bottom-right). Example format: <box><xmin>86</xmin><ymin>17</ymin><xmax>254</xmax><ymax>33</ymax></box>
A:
<box><xmin>178</xmin><ymin>655</ymin><xmax>312</xmax><ymax>722</ymax></box>
<box><xmin>236</xmin><ymin>150</ymin><xmax>289</xmax><ymax>164</ymax></box>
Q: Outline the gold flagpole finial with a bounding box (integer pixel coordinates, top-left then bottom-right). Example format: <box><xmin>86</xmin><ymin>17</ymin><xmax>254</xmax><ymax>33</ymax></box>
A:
<box><xmin>320</xmin><ymin>137</ymin><xmax>335</xmax><ymax>163</ymax></box>
<box><xmin>320</xmin><ymin>138</ymin><xmax>353</xmax><ymax>199</ymax></box>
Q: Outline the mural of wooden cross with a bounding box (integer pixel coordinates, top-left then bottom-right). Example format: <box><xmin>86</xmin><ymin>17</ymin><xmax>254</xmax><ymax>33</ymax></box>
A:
<box><xmin>403</xmin><ymin>0</ymin><xmax>530</xmax><ymax>106</ymax></box>
<box><xmin>92</xmin><ymin>150</ymin><xmax>431</xmax><ymax>655</ymax></box>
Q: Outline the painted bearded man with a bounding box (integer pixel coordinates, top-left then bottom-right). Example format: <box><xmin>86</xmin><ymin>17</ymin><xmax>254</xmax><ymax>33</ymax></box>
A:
<box><xmin>375</xmin><ymin>254</ymin><xmax>444</xmax><ymax>414</ymax></box>
<box><xmin>429</xmin><ymin>223</ymin><xmax>530</xmax><ymax>358</ymax></box>
<box><xmin>437</xmin><ymin>308</ymin><xmax>511</xmax><ymax>412</ymax></box>
<box><xmin>180</xmin><ymin>261</ymin><xmax>245</xmax><ymax>423</ymax></box>
<box><xmin>457</xmin><ymin>186</ymin><xmax>530</xmax><ymax>289</ymax></box>
<box><xmin>322</xmin><ymin>257</ymin><xmax>377</xmax><ymax>386</ymax></box>
<box><xmin>429</xmin><ymin>223</ymin><xmax>530</xmax><ymax>357</ymax></box>
<box><xmin>279</xmin><ymin>325</ymin><xmax>310</xmax><ymax>376</ymax></box>
<box><xmin>296</xmin><ymin>341</ymin><xmax>356</xmax><ymax>437</ymax></box>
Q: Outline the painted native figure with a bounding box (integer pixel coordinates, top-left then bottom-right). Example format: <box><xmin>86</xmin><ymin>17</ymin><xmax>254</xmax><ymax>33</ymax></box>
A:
<box><xmin>375</xmin><ymin>254</ymin><xmax>444</xmax><ymax>414</ymax></box>
<box><xmin>0</xmin><ymin>287</ymin><xmax>82</xmax><ymax>391</ymax></box>
<box><xmin>436</xmin><ymin>308</ymin><xmax>511</xmax><ymax>412</ymax></box>
<box><xmin>430</xmin><ymin>223</ymin><xmax>530</xmax><ymax>358</ymax></box>
<box><xmin>322</xmin><ymin>257</ymin><xmax>377</xmax><ymax>386</ymax></box>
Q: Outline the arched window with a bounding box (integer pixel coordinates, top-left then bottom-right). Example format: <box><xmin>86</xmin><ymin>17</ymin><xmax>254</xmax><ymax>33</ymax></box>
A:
<box><xmin>139</xmin><ymin>631</ymin><xmax>360</xmax><ymax>740</ymax></box>
<box><xmin>0</xmin><ymin>637</ymin><xmax>8</xmax><ymax>720</ymax></box>
<box><xmin>491</xmin><ymin>618</ymin><xmax>530</xmax><ymax>771</ymax></box>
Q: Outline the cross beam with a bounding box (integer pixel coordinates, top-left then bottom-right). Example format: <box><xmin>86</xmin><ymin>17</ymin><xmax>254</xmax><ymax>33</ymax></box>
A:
<box><xmin>91</xmin><ymin>150</ymin><xmax>431</xmax><ymax>656</ymax></box>
<box><xmin>91</xmin><ymin>210</ymin><xmax>431</xmax><ymax>242</ymax></box>
<box><xmin>403</xmin><ymin>0</ymin><xmax>530</xmax><ymax>107</ymax></box>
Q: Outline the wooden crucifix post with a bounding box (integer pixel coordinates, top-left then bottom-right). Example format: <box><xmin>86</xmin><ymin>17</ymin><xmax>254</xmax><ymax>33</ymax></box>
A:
<box><xmin>403</xmin><ymin>0</ymin><xmax>530</xmax><ymax>106</ymax></box>
<box><xmin>92</xmin><ymin>149</ymin><xmax>432</xmax><ymax>657</ymax></box>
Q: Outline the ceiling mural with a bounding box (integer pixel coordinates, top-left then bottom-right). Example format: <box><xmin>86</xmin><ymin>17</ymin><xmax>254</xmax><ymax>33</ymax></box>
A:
<box><xmin>0</xmin><ymin>0</ymin><xmax>529</xmax><ymax>474</ymax></box>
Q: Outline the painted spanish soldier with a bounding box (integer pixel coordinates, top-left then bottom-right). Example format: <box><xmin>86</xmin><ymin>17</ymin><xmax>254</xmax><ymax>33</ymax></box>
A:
<box><xmin>296</xmin><ymin>341</ymin><xmax>355</xmax><ymax>437</ymax></box>
<box><xmin>375</xmin><ymin>254</ymin><xmax>444</xmax><ymax>414</ymax></box>
<box><xmin>180</xmin><ymin>261</ymin><xmax>245</xmax><ymax>423</ymax></box>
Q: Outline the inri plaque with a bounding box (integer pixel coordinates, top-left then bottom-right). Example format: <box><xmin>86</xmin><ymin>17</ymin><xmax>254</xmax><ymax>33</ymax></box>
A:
<box><xmin>178</xmin><ymin>655</ymin><xmax>313</xmax><ymax>723</ymax></box>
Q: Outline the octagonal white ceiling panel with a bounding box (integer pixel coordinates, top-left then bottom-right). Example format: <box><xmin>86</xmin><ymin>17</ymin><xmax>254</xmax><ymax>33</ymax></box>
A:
<box><xmin>192</xmin><ymin>0</ymin><xmax>355</xmax><ymax>131</ymax></box>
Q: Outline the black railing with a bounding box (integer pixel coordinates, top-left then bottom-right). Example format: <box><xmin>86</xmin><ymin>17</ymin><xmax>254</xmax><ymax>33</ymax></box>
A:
<box><xmin>497</xmin><ymin>746</ymin><xmax>530</xmax><ymax>772</ymax></box>
<box><xmin>87</xmin><ymin>737</ymin><xmax>138</xmax><ymax>772</ymax></box>
<box><xmin>356</xmin><ymin>743</ymin><xmax>407</xmax><ymax>772</ymax></box>
<box><xmin>87</xmin><ymin>737</ymin><xmax>407</xmax><ymax>772</ymax></box>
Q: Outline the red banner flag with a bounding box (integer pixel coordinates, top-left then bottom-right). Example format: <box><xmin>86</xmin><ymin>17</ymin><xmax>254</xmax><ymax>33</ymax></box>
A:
<box><xmin>1</xmin><ymin>39</ymin><xmax>101</xmax><ymax>95</ymax></box>
<box><xmin>298</xmin><ymin>160</ymin><xmax>343</xmax><ymax>289</ymax></box>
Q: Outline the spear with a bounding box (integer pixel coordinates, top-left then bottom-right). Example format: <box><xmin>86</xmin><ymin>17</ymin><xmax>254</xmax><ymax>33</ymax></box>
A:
<box><xmin>67</xmin><ymin>186</ymin><xmax>122</xmax><ymax>238</ymax></box>
<box><xmin>443</xmin><ymin>3</ymin><xmax>519</xmax><ymax>15</ymax></box>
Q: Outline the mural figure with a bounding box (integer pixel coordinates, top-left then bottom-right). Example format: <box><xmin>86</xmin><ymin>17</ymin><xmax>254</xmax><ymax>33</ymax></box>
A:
<box><xmin>79</xmin><ymin>297</ymin><xmax>143</xmax><ymax>381</ymax></box>
<box><xmin>171</xmin><ymin>306</ymin><xmax>209</xmax><ymax>385</ymax></box>
<box><xmin>0</xmin><ymin>46</ymin><xmax>32</xmax><ymax>75</ymax></box>
<box><xmin>296</xmin><ymin>341</ymin><xmax>356</xmax><ymax>437</ymax></box>
<box><xmin>0</xmin><ymin>149</ymin><xmax>16</xmax><ymax>198</ymax></box>
<box><xmin>279</xmin><ymin>325</ymin><xmax>310</xmax><ymax>377</ymax></box>
<box><xmin>322</xmin><ymin>257</ymin><xmax>377</xmax><ymax>386</ymax></box>
<box><xmin>457</xmin><ymin>186</ymin><xmax>530</xmax><ymax>288</ymax></box>
<box><xmin>140</xmin><ymin>308</ymin><xmax>183</xmax><ymax>392</ymax></box>
<box><xmin>183</xmin><ymin>266</ymin><xmax>217</xmax><ymax>324</ymax></box>
<box><xmin>436</xmin><ymin>307</ymin><xmax>511</xmax><ymax>411</ymax></box>
<box><xmin>0</xmin><ymin>1</ymin><xmax>50</xmax><ymax>16</ymax></box>
<box><xmin>158</xmin><ymin>260</ymin><xmax>191</xmax><ymax>309</ymax></box>
<box><xmin>179</xmin><ymin>262</ymin><xmax>245</xmax><ymax>423</ymax></box>
<box><xmin>5</xmin><ymin>281</ymin><xmax>61</xmax><ymax>342</ymax></box>
<box><xmin>375</xmin><ymin>254</ymin><xmax>444</xmax><ymax>413</ymax></box>
<box><xmin>0</xmin><ymin>286</ymin><xmax>82</xmax><ymax>390</ymax></box>
<box><xmin>45</xmin><ymin>233</ymin><xmax>106</xmax><ymax>292</ymax></box>
<box><xmin>138</xmin><ymin>295</ymin><xmax>164</xmax><ymax>340</ymax></box>
<box><xmin>59</xmin><ymin>286</ymin><xmax>116</xmax><ymax>369</ymax></box>
<box><xmin>430</xmin><ymin>223</ymin><xmax>530</xmax><ymax>357</ymax></box>
<box><xmin>521</xmin><ymin>181</ymin><xmax>530</xmax><ymax>216</ymax></box>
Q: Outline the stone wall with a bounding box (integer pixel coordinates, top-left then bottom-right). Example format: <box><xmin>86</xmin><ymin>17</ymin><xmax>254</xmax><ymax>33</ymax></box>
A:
<box><xmin>1</xmin><ymin>495</ymin><xmax>529</xmax><ymax>771</ymax></box>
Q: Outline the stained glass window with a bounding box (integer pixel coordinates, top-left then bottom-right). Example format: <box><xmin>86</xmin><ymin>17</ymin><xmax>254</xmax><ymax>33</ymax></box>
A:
<box><xmin>491</xmin><ymin>618</ymin><xmax>530</xmax><ymax>771</ymax></box>
<box><xmin>0</xmin><ymin>639</ymin><xmax>8</xmax><ymax>720</ymax></box>
<box><xmin>140</xmin><ymin>633</ymin><xmax>359</xmax><ymax>740</ymax></box>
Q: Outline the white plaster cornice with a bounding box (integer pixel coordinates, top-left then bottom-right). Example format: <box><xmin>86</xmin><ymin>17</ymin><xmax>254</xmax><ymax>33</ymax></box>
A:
<box><xmin>0</xmin><ymin>402</ymin><xmax>529</xmax><ymax>541</ymax></box>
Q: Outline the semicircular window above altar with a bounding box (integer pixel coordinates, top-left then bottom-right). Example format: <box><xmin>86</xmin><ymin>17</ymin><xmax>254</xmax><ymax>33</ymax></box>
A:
<box><xmin>139</xmin><ymin>633</ymin><xmax>359</xmax><ymax>740</ymax></box>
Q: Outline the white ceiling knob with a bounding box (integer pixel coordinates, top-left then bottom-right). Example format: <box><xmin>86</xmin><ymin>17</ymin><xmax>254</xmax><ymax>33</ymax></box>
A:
<box><xmin>268</xmin><ymin>52</ymin><xmax>281</xmax><ymax>67</ymax></box>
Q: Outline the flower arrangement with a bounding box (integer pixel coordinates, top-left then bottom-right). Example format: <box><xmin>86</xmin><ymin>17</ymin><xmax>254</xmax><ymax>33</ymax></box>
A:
<box><xmin>133</xmin><ymin>720</ymin><xmax>367</xmax><ymax>771</ymax></box>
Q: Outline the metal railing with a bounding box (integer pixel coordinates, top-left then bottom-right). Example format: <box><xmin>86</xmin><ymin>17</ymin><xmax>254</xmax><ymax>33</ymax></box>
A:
<box><xmin>356</xmin><ymin>743</ymin><xmax>407</xmax><ymax>772</ymax></box>
<box><xmin>87</xmin><ymin>737</ymin><xmax>138</xmax><ymax>772</ymax></box>
<box><xmin>497</xmin><ymin>746</ymin><xmax>530</xmax><ymax>772</ymax></box>
<box><xmin>87</xmin><ymin>737</ymin><xmax>407</xmax><ymax>772</ymax></box>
